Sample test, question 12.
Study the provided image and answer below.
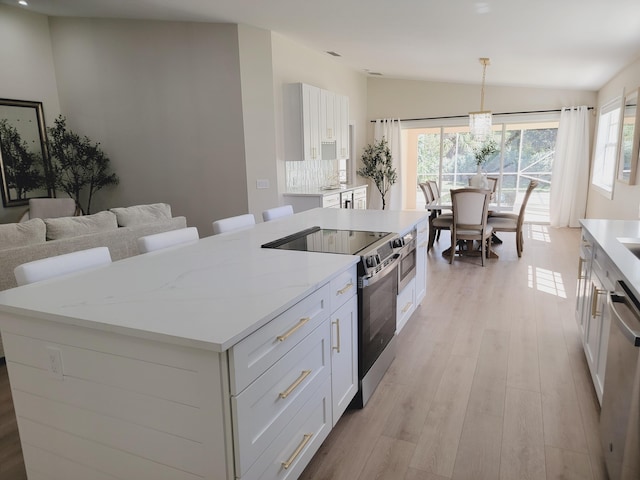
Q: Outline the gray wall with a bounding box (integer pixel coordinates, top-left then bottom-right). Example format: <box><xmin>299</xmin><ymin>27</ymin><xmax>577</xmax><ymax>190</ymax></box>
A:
<box><xmin>0</xmin><ymin>6</ymin><xmax>61</xmax><ymax>223</ymax></box>
<box><xmin>49</xmin><ymin>18</ymin><xmax>248</xmax><ymax>235</ymax></box>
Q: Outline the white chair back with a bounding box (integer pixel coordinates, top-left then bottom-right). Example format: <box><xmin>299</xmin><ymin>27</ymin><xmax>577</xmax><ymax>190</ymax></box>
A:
<box><xmin>14</xmin><ymin>247</ymin><xmax>112</xmax><ymax>286</ymax></box>
<box><xmin>262</xmin><ymin>205</ymin><xmax>294</xmax><ymax>222</ymax></box>
<box><xmin>137</xmin><ymin>227</ymin><xmax>199</xmax><ymax>253</ymax></box>
<box><xmin>212</xmin><ymin>214</ymin><xmax>256</xmax><ymax>235</ymax></box>
<box><xmin>452</xmin><ymin>189</ymin><xmax>490</xmax><ymax>227</ymax></box>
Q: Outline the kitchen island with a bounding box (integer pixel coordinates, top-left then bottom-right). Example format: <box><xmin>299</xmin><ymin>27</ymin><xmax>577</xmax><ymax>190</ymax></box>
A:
<box><xmin>0</xmin><ymin>207</ymin><xmax>428</xmax><ymax>480</ymax></box>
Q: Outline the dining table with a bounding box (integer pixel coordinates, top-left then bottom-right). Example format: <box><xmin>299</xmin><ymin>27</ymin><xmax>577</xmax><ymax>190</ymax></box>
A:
<box><xmin>425</xmin><ymin>192</ymin><xmax>502</xmax><ymax>259</ymax></box>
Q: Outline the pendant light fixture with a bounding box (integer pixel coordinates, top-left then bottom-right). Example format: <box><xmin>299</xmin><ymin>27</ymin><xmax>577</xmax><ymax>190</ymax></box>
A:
<box><xmin>469</xmin><ymin>57</ymin><xmax>492</xmax><ymax>139</ymax></box>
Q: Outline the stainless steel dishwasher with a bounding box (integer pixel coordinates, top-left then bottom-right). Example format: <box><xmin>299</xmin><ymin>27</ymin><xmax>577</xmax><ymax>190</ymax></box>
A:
<box><xmin>600</xmin><ymin>280</ymin><xmax>640</xmax><ymax>480</ymax></box>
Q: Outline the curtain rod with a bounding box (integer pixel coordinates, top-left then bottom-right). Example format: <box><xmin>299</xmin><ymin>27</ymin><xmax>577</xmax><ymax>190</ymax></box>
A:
<box><xmin>370</xmin><ymin>107</ymin><xmax>594</xmax><ymax>123</ymax></box>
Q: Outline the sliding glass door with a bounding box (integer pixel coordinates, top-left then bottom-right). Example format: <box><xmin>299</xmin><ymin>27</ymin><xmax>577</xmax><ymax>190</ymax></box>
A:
<box><xmin>410</xmin><ymin>118</ymin><xmax>558</xmax><ymax>223</ymax></box>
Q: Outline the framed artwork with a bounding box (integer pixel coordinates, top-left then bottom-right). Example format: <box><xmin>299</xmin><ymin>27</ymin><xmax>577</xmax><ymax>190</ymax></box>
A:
<box><xmin>0</xmin><ymin>98</ymin><xmax>53</xmax><ymax>207</ymax></box>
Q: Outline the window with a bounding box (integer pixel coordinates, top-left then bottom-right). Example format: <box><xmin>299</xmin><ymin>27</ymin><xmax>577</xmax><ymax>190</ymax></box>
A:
<box><xmin>409</xmin><ymin>116</ymin><xmax>558</xmax><ymax>223</ymax></box>
<box><xmin>592</xmin><ymin>96</ymin><xmax>623</xmax><ymax>197</ymax></box>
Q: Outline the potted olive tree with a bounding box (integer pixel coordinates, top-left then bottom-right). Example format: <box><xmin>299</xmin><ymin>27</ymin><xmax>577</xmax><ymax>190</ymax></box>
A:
<box><xmin>357</xmin><ymin>137</ymin><xmax>397</xmax><ymax>210</ymax></box>
<box><xmin>47</xmin><ymin>116</ymin><xmax>119</xmax><ymax>214</ymax></box>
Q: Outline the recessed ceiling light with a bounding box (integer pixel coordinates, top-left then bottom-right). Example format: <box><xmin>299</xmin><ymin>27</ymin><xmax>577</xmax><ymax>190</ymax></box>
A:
<box><xmin>18</xmin><ymin>0</ymin><xmax>28</xmax><ymax>5</ymax></box>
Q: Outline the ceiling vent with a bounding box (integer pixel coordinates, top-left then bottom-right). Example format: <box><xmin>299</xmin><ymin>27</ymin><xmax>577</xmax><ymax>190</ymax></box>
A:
<box><xmin>326</xmin><ymin>51</ymin><xmax>341</xmax><ymax>57</ymax></box>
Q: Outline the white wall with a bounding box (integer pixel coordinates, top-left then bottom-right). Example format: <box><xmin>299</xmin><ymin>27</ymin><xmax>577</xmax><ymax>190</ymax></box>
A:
<box><xmin>0</xmin><ymin>5</ymin><xmax>61</xmax><ymax>223</ymax></box>
<box><xmin>48</xmin><ymin>18</ymin><xmax>248</xmax><ymax>235</ymax></box>
<box><xmin>237</xmin><ymin>25</ymin><xmax>279</xmax><ymax>219</ymax></box>
<box><xmin>367</xmin><ymin>77</ymin><xmax>596</xmax><ymax>127</ymax></box>
<box><xmin>587</xmin><ymin>57</ymin><xmax>640</xmax><ymax>220</ymax></box>
<box><xmin>270</xmin><ymin>33</ymin><xmax>368</xmax><ymax>197</ymax></box>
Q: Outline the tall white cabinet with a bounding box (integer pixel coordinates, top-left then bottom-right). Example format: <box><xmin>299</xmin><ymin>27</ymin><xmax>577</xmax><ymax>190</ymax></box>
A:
<box><xmin>284</xmin><ymin>83</ymin><xmax>349</xmax><ymax>162</ymax></box>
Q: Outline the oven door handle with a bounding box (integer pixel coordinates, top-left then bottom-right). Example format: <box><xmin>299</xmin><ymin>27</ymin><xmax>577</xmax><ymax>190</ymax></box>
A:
<box><xmin>361</xmin><ymin>255</ymin><xmax>400</xmax><ymax>287</ymax></box>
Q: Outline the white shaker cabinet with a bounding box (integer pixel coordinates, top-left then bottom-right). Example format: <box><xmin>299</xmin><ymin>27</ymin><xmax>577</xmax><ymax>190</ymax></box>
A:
<box><xmin>335</xmin><ymin>94</ymin><xmax>350</xmax><ymax>160</ymax></box>
<box><xmin>353</xmin><ymin>186</ymin><xmax>367</xmax><ymax>210</ymax></box>
<box><xmin>320</xmin><ymin>89</ymin><xmax>336</xmax><ymax>142</ymax></box>
<box><xmin>284</xmin><ymin>83</ymin><xmax>321</xmax><ymax>161</ymax></box>
<box><xmin>415</xmin><ymin>218</ymin><xmax>428</xmax><ymax>305</ymax></box>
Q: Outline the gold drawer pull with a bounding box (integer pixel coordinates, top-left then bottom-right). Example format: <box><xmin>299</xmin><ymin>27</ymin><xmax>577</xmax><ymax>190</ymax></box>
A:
<box><xmin>337</xmin><ymin>282</ymin><xmax>353</xmax><ymax>295</ymax></box>
<box><xmin>577</xmin><ymin>257</ymin><xmax>585</xmax><ymax>279</ymax></box>
<box><xmin>282</xmin><ymin>433</ymin><xmax>313</xmax><ymax>469</ymax></box>
<box><xmin>401</xmin><ymin>302</ymin><xmax>413</xmax><ymax>313</ymax></box>
<box><xmin>591</xmin><ymin>285</ymin><xmax>605</xmax><ymax>317</ymax></box>
<box><xmin>277</xmin><ymin>317</ymin><xmax>310</xmax><ymax>342</ymax></box>
<box><xmin>332</xmin><ymin>319</ymin><xmax>341</xmax><ymax>353</ymax></box>
<box><xmin>279</xmin><ymin>370</ymin><xmax>311</xmax><ymax>399</ymax></box>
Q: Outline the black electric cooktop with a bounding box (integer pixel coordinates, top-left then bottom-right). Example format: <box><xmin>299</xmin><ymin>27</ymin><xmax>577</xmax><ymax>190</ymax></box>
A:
<box><xmin>261</xmin><ymin>226</ymin><xmax>395</xmax><ymax>256</ymax></box>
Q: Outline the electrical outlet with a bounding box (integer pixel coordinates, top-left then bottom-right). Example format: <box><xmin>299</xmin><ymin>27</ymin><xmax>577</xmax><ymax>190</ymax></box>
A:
<box><xmin>46</xmin><ymin>346</ymin><xmax>64</xmax><ymax>380</ymax></box>
<box><xmin>256</xmin><ymin>179</ymin><xmax>270</xmax><ymax>189</ymax></box>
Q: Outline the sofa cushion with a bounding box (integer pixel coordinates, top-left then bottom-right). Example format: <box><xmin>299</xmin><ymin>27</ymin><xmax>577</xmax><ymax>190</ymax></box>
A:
<box><xmin>45</xmin><ymin>211</ymin><xmax>118</xmax><ymax>240</ymax></box>
<box><xmin>0</xmin><ymin>218</ymin><xmax>46</xmax><ymax>249</ymax></box>
<box><xmin>110</xmin><ymin>203</ymin><xmax>172</xmax><ymax>227</ymax></box>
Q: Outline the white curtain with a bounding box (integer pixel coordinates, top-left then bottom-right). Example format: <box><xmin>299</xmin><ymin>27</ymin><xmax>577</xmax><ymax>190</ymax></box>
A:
<box><xmin>550</xmin><ymin>106</ymin><xmax>590</xmax><ymax>228</ymax></box>
<box><xmin>373</xmin><ymin>119</ymin><xmax>402</xmax><ymax>210</ymax></box>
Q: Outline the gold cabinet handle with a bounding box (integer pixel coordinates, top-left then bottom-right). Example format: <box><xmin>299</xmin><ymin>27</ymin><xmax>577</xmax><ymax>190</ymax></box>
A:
<box><xmin>402</xmin><ymin>302</ymin><xmax>413</xmax><ymax>313</ymax></box>
<box><xmin>332</xmin><ymin>319</ymin><xmax>341</xmax><ymax>353</ymax></box>
<box><xmin>337</xmin><ymin>282</ymin><xmax>353</xmax><ymax>295</ymax></box>
<box><xmin>591</xmin><ymin>285</ymin><xmax>605</xmax><ymax>317</ymax></box>
<box><xmin>282</xmin><ymin>433</ymin><xmax>313</xmax><ymax>469</ymax></box>
<box><xmin>277</xmin><ymin>317</ymin><xmax>310</xmax><ymax>342</ymax></box>
<box><xmin>577</xmin><ymin>257</ymin><xmax>585</xmax><ymax>280</ymax></box>
<box><xmin>279</xmin><ymin>370</ymin><xmax>311</xmax><ymax>399</ymax></box>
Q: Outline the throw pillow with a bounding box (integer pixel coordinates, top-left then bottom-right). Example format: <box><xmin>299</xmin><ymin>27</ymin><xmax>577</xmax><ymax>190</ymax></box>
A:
<box><xmin>45</xmin><ymin>211</ymin><xmax>118</xmax><ymax>240</ymax></box>
<box><xmin>110</xmin><ymin>203</ymin><xmax>172</xmax><ymax>227</ymax></box>
<box><xmin>0</xmin><ymin>218</ymin><xmax>46</xmax><ymax>249</ymax></box>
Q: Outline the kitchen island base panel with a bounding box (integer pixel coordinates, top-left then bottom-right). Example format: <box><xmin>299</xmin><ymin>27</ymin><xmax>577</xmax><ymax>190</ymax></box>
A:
<box><xmin>0</xmin><ymin>311</ymin><xmax>233</xmax><ymax>480</ymax></box>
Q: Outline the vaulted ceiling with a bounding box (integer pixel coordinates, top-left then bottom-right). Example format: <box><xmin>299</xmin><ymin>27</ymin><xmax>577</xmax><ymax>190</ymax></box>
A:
<box><xmin>5</xmin><ymin>0</ymin><xmax>640</xmax><ymax>90</ymax></box>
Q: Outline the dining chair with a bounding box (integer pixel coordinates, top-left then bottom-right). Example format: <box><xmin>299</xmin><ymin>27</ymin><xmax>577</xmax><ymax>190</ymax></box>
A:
<box><xmin>137</xmin><ymin>227</ymin><xmax>199</xmax><ymax>253</ymax></box>
<box><xmin>212</xmin><ymin>213</ymin><xmax>256</xmax><ymax>235</ymax></box>
<box><xmin>14</xmin><ymin>247</ymin><xmax>112</xmax><ymax>286</ymax></box>
<box><xmin>450</xmin><ymin>188</ymin><xmax>493</xmax><ymax>266</ymax></box>
<box><xmin>262</xmin><ymin>205</ymin><xmax>294</xmax><ymax>222</ymax></box>
<box><xmin>426</xmin><ymin>180</ymin><xmax>441</xmax><ymax>200</ymax></box>
<box><xmin>487</xmin><ymin>180</ymin><xmax>538</xmax><ymax>257</ymax></box>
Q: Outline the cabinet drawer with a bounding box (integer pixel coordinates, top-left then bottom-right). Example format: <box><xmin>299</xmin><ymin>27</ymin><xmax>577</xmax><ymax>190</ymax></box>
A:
<box><xmin>323</xmin><ymin>193</ymin><xmax>341</xmax><ymax>208</ymax></box>
<box><xmin>232</xmin><ymin>321</ymin><xmax>330</xmax><ymax>476</ymax></box>
<box><xmin>229</xmin><ymin>284</ymin><xmax>331</xmax><ymax>394</ymax></box>
<box><xmin>329</xmin><ymin>265</ymin><xmax>357</xmax><ymax>312</ymax></box>
<box><xmin>396</xmin><ymin>277</ymin><xmax>416</xmax><ymax>333</ymax></box>
<box><xmin>593</xmin><ymin>248</ymin><xmax>618</xmax><ymax>292</ymax></box>
<box><xmin>241</xmin><ymin>377</ymin><xmax>332</xmax><ymax>480</ymax></box>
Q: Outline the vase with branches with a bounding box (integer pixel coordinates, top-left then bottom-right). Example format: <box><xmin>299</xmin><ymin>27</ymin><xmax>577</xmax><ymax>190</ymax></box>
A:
<box><xmin>47</xmin><ymin>116</ymin><xmax>119</xmax><ymax>214</ymax></box>
<box><xmin>356</xmin><ymin>137</ymin><xmax>397</xmax><ymax>210</ymax></box>
<box><xmin>470</xmin><ymin>138</ymin><xmax>498</xmax><ymax>188</ymax></box>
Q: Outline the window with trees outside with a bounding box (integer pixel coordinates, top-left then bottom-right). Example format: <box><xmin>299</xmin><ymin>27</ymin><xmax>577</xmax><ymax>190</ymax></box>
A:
<box><xmin>408</xmin><ymin>117</ymin><xmax>558</xmax><ymax>223</ymax></box>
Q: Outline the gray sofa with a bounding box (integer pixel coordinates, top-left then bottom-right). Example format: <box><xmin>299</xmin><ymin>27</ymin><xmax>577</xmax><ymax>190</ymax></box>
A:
<box><xmin>0</xmin><ymin>203</ymin><xmax>187</xmax><ymax>358</ymax></box>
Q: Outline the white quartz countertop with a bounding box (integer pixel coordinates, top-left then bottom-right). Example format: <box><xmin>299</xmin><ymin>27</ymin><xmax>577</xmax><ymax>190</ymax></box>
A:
<box><xmin>0</xmin><ymin>208</ymin><xmax>427</xmax><ymax>352</ymax></box>
<box><xmin>283</xmin><ymin>184</ymin><xmax>367</xmax><ymax>196</ymax></box>
<box><xmin>580</xmin><ymin>219</ymin><xmax>640</xmax><ymax>300</ymax></box>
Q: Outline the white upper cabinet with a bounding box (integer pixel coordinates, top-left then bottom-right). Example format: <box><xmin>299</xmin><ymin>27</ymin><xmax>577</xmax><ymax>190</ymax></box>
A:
<box><xmin>285</xmin><ymin>83</ymin><xmax>349</xmax><ymax>161</ymax></box>
<box><xmin>284</xmin><ymin>83</ymin><xmax>321</xmax><ymax>161</ymax></box>
<box><xmin>320</xmin><ymin>89</ymin><xmax>336</xmax><ymax>142</ymax></box>
<box><xmin>336</xmin><ymin>94</ymin><xmax>350</xmax><ymax>160</ymax></box>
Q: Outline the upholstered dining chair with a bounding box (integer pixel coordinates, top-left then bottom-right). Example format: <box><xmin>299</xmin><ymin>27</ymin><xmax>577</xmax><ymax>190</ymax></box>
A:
<box><xmin>487</xmin><ymin>180</ymin><xmax>538</xmax><ymax>257</ymax></box>
<box><xmin>137</xmin><ymin>227</ymin><xmax>199</xmax><ymax>253</ymax></box>
<box><xmin>450</xmin><ymin>188</ymin><xmax>493</xmax><ymax>266</ymax></box>
<box><xmin>212</xmin><ymin>213</ymin><xmax>256</xmax><ymax>235</ymax></box>
<box><xmin>262</xmin><ymin>205</ymin><xmax>294</xmax><ymax>222</ymax></box>
<box><xmin>14</xmin><ymin>247</ymin><xmax>112</xmax><ymax>286</ymax></box>
<box><xmin>419</xmin><ymin>182</ymin><xmax>434</xmax><ymax>206</ymax></box>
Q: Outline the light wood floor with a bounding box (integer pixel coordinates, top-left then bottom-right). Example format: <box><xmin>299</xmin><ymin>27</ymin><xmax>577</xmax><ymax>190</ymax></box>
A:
<box><xmin>301</xmin><ymin>225</ymin><xmax>608</xmax><ymax>480</ymax></box>
<box><xmin>0</xmin><ymin>225</ymin><xmax>606</xmax><ymax>480</ymax></box>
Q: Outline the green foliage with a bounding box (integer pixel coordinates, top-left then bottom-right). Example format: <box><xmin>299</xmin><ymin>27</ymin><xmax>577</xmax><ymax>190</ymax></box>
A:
<box><xmin>472</xmin><ymin>138</ymin><xmax>498</xmax><ymax>166</ymax></box>
<box><xmin>47</xmin><ymin>116</ymin><xmax>119</xmax><ymax>214</ymax></box>
<box><xmin>357</xmin><ymin>138</ymin><xmax>397</xmax><ymax>209</ymax></box>
<box><xmin>0</xmin><ymin>119</ymin><xmax>46</xmax><ymax>199</ymax></box>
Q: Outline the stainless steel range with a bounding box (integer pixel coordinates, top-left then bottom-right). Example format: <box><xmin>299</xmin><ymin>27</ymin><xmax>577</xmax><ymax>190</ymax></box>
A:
<box><xmin>262</xmin><ymin>226</ymin><xmax>402</xmax><ymax>407</ymax></box>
